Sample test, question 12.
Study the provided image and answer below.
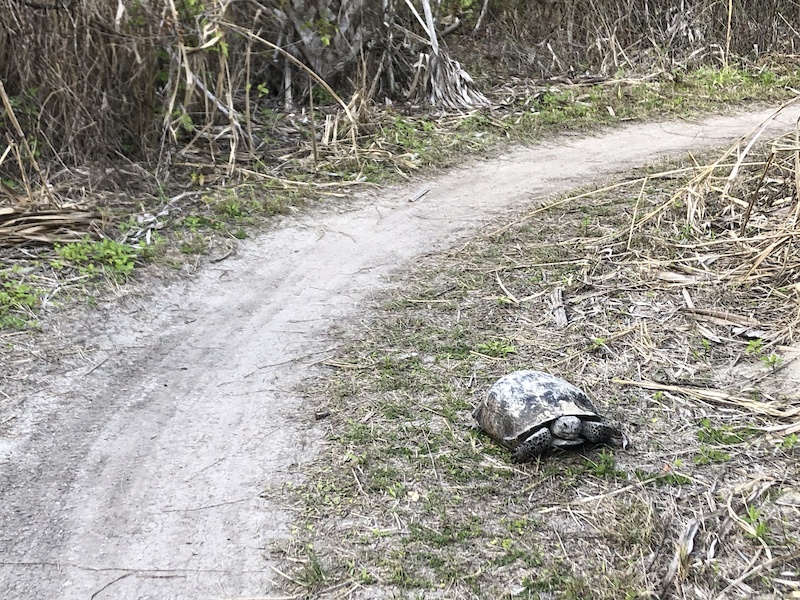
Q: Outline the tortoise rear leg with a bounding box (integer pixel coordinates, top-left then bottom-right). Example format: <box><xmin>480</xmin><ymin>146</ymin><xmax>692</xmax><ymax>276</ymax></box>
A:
<box><xmin>511</xmin><ymin>428</ymin><xmax>551</xmax><ymax>463</ymax></box>
<box><xmin>581</xmin><ymin>421</ymin><xmax>623</xmax><ymax>445</ymax></box>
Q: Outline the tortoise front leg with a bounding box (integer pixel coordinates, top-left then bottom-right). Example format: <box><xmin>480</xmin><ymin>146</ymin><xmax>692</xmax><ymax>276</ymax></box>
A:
<box><xmin>581</xmin><ymin>421</ymin><xmax>623</xmax><ymax>445</ymax></box>
<box><xmin>511</xmin><ymin>428</ymin><xmax>551</xmax><ymax>463</ymax></box>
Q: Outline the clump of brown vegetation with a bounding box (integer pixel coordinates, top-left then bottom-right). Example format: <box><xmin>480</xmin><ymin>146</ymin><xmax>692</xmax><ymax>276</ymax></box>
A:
<box><xmin>0</xmin><ymin>0</ymin><xmax>483</xmax><ymax>173</ymax></box>
<box><xmin>473</xmin><ymin>0</ymin><xmax>800</xmax><ymax>77</ymax></box>
<box><xmin>0</xmin><ymin>0</ymin><xmax>797</xmax><ymax>176</ymax></box>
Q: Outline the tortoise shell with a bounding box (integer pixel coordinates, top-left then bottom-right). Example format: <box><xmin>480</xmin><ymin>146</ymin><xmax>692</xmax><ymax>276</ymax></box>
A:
<box><xmin>473</xmin><ymin>370</ymin><xmax>603</xmax><ymax>450</ymax></box>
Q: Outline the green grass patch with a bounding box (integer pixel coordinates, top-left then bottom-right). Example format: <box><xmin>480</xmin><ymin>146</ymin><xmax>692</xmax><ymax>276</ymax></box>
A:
<box><xmin>696</xmin><ymin>418</ymin><xmax>759</xmax><ymax>445</ymax></box>
<box><xmin>53</xmin><ymin>237</ymin><xmax>138</xmax><ymax>280</ymax></box>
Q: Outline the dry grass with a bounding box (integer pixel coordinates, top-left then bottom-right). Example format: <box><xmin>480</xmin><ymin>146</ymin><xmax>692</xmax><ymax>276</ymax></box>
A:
<box><xmin>2</xmin><ymin>0</ymin><xmax>800</xmax><ymax>255</ymax></box>
<box><xmin>1</xmin><ymin>0</ymin><xmax>797</xmax><ymax>183</ymax></box>
<box><xmin>472</xmin><ymin>0</ymin><xmax>800</xmax><ymax>77</ymax></box>
<box><xmin>274</xmin><ymin>117</ymin><xmax>800</xmax><ymax>598</ymax></box>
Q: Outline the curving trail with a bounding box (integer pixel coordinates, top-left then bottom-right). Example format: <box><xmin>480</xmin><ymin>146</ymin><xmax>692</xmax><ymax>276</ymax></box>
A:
<box><xmin>1</xmin><ymin>107</ymin><xmax>797</xmax><ymax>599</ymax></box>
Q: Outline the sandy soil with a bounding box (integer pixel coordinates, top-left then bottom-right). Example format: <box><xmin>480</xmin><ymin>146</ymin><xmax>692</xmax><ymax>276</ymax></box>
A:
<box><xmin>1</xmin><ymin>107</ymin><xmax>798</xmax><ymax>599</ymax></box>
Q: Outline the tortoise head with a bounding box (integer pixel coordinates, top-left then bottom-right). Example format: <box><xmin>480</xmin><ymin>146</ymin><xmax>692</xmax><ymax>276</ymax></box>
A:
<box><xmin>551</xmin><ymin>415</ymin><xmax>582</xmax><ymax>440</ymax></box>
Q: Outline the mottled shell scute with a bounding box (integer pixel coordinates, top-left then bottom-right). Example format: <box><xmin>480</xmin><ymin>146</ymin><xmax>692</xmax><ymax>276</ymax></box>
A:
<box><xmin>473</xmin><ymin>370</ymin><xmax>601</xmax><ymax>449</ymax></box>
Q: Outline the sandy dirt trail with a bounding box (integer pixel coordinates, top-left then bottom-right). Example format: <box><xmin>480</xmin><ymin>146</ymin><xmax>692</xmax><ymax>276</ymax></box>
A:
<box><xmin>1</xmin><ymin>107</ymin><xmax>798</xmax><ymax>600</ymax></box>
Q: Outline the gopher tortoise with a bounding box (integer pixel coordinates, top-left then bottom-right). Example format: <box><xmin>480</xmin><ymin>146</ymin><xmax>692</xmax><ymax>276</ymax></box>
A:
<box><xmin>473</xmin><ymin>370</ymin><xmax>623</xmax><ymax>462</ymax></box>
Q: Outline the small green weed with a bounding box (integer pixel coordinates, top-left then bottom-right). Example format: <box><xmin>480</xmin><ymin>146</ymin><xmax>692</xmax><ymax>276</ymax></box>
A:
<box><xmin>693</xmin><ymin>445</ymin><xmax>731</xmax><ymax>465</ymax></box>
<box><xmin>300</xmin><ymin>546</ymin><xmax>328</xmax><ymax>590</ymax></box>
<box><xmin>491</xmin><ymin>538</ymin><xmax>528</xmax><ymax>566</ymax></box>
<box><xmin>391</xmin><ymin>117</ymin><xmax>435</xmax><ymax>146</ymax></box>
<box><xmin>491</xmin><ymin>536</ymin><xmax>543</xmax><ymax>568</ymax></box>
<box><xmin>116</xmin><ymin>215</ymin><xmax>140</xmax><ymax>237</ymax></box>
<box><xmin>220</xmin><ymin>200</ymin><xmax>246</xmax><ymax>219</ymax></box>
<box><xmin>586</xmin><ymin>449</ymin><xmax>626</xmax><ymax>479</ymax></box>
<box><xmin>742</xmin><ymin>505</ymin><xmax>769</xmax><ymax>541</ymax></box>
<box><xmin>691</xmin><ymin>65</ymin><xmax>749</xmax><ymax>87</ymax></box>
<box><xmin>474</xmin><ymin>340</ymin><xmax>516</xmax><ymax>357</ymax></box>
<box><xmin>760</xmin><ymin>352</ymin><xmax>782</xmax><ymax>370</ymax></box>
<box><xmin>388</xmin><ymin>566</ymin><xmax>429</xmax><ymax>588</ymax></box>
<box><xmin>781</xmin><ymin>433</ymin><xmax>798</xmax><ymax>450</ymax></box>
<box><xmin>745</xmin><ymin>338</ymin><xmax>764</xmax><ymax>356</ymax></box>
<box><xmin>503</xmin><ymin>515</ymin><xmax>533</xmax><ymax>535</ymax></box>
<box><xmin>349</xmin><ymin>563</ymin><xmax>376</xmax><ymax>585</ymax></box>
<box><xmin>409</xmin><ymin>515</ymin><xmax>483</xmax><ymax>547</ymax></box>
<box><xmin>697</xmin><ymin>418</ymin><xmax>757</xmax><ymax>445</ymax></box>
<box><xmin>182</xmin><ymin>214</ymin><xmax>217</xmax><ymax>231</ymax></box>
<box><xmin>744</xmin><ymin>337</ymin><xmax>782</xmax><ymax>369</ymax></box>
